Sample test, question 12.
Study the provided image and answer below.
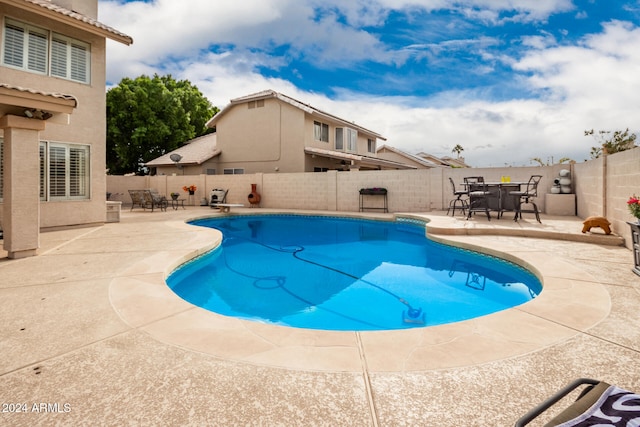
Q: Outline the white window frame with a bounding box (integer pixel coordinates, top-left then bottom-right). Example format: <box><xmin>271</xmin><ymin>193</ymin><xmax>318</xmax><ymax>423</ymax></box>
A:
<box><xmin>0</xmin><ymin>139</ymin><xmax>90</xmax><ymax>202</ymax></box>
<box><xmin>335</xmin><ymin>127</ymin><xmax>357</xmax><ymax>152</ymax></box>
<box><xmin>2</xmin><ymin>19</ymin><xmax>90</xmax><ymax>84</ymax></box>
<box><xmin>41</xmin><ymin>141</ymin><xmax>91</xmax><ymax>201</ymax></box>
<box><xmin>223</xmin><ymin>168</ymin><xmax>244</xmax><ymax>175</ymax></box>
<box><xmin>313</xmin><ymin>121</ymin><xmax>329</xmax><ymax>142</ymax></box>
<box><xmin>367</xmin><ymin>138</ymin><xmax>376</xmax><ymax>153</ymax></box>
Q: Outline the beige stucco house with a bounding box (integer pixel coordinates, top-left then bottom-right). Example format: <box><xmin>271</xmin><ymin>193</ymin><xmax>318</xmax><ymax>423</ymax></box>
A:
<box><xmin>0</xmin><ymin>0</ymin><xmax>132</xmax><ymax>258</ymax></box>
<box><xmin>146</xmin><ymin>90</ymin><xmax>415</xmax><ymax>176</ymax></box>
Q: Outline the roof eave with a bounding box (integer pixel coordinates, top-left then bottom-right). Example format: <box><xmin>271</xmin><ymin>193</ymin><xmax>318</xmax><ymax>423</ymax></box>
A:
<box><xmin>1</xmin><ymin>0</ymin><xmax>133</xmax><ymax>45</ymax></box>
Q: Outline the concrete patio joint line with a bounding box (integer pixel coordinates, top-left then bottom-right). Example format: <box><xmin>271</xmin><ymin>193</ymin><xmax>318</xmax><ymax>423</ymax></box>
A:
<box><xmin>356</xmin><ymin>332</ymin><xmax>379</xmax><ymax>427</ymax></box>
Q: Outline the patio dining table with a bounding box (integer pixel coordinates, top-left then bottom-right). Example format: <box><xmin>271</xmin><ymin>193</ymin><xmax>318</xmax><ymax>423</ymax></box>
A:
<box><xmin>462</xmin><ymin>181</ymin><xmax>526</xmax><ymax>218</ymax></box>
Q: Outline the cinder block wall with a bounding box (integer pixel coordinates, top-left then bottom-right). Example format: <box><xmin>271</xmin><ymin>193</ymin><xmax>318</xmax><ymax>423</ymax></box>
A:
<box><xmin>106</xmin><ymin>148</ymin><xmax>640</xmax><ymax>248</ymax></box>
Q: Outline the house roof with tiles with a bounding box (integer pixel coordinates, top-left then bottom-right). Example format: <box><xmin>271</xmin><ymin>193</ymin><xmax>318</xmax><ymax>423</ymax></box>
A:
<box><xmin>207</xmin><ymin>89</ymin><xmax>386</xmax><ymax>141</ymax></box>
<box><xmin>2</xmin><ymin>0</ymin><xmax>133</xmax><ymax>45</ymax></box>
<box><xmin>145</xmin><ymin>133</ymin><xmax>220</xmax><ymax>167</ymax></box>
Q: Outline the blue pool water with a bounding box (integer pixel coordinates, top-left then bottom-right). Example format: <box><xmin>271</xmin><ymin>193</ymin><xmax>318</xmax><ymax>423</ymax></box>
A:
<box><xmin>167</xmin><ymin>215</ymin><xmax>542</xmax><ymax>331</ymax></box>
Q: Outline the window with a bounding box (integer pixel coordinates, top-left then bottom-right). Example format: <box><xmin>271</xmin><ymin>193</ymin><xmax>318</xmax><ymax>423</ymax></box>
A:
<box><xmin>223</xmin><ymin>168</ymin><xmax>244</xmax><ymax>174</ymax></box>
<box><xmin>0</xmin><ymin>140</ymin><xmax>90</xmax><ymax>201</ymax></box>
<box><xmin>205</xmin><ymin>168</ymin><xmax>216</xmax><ymax>175</ymax></box>
<box><xmin>51</xmin><ymin>34</ymin><xmax>89</xmax><ymax>82</ymax></box>
<box><xmin>368</xmin><ymin>138</ymin><xmax>376</xmax><ymax>153</ymax></box>
<box><xmin>247</xmin><ymin>99</ymin><xmax>264</xmax><ymax>109</ymax></box>
<box><xmin>336</xmin><ymin>127</ymin><xmax>357</xmax><ymax>151</ymax></box>
<box><xmin>2</xmin><ymin>19</ymin><xmax>90</xmax><ymax>84</ymax></box>
<box><xmin>43</xmin><ymin>142</ymin><xmax>90</xmax><ymax>200</ymax></box>
<box><xmin>314</xmin><ymin>121</ymin><xmax>329</xmax><ymax>142</ymax></box>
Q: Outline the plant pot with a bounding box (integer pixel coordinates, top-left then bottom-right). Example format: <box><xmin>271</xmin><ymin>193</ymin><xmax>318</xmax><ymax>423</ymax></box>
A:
<box><xmin>188</xmin><ymin>190</ymin><xmax>194</xmax><ymax>196</ymax></box>
<box><xmin>171</xmin><ymin>194</ymin><xmax>179</xmax><ymax>200</ymax></box>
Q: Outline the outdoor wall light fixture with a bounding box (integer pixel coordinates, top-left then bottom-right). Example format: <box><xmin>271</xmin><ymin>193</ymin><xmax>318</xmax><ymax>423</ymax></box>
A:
<box><xmin>23</xmin><ymin>108</ymin><xmax>53</xmax><ymax>120</ymax></box>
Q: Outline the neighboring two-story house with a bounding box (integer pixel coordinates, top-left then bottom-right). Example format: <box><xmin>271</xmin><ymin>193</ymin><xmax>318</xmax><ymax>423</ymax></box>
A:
<box><xmin>0</xmin><ymin>0</ymin><xmax>132</xmax><ymax>258</ymax></box>
<box><xmin>146</xmin><ymin>90</ymin><xmax>415</xmax><ymax>175</ymax></box>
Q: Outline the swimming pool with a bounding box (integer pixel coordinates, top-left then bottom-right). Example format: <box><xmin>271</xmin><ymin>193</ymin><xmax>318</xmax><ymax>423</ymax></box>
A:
<box><xmin>167</xmin><ymin>215</ymin><xmax>542</xmax><ymax>331</ymax></box>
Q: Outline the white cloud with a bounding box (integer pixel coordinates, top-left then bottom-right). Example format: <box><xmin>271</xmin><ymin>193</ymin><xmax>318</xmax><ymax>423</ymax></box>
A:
<box><xmin>100</xmin><ymin>1</ymin><xmax>640</xmax><ymax>167</ymax></box>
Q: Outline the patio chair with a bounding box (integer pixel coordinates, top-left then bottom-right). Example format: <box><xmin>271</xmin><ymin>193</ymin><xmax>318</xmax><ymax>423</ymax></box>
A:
<box><xmin>514</xmin><ymin>378</ymin><xmax>640</xmax><ymax>426</ymax></box>
<box><xmin>465</xmin><ymin>176</ymin><xmax>491</xmax><ymax>221</ymax></box>
<box><xmin>148</xmin><ymin>189</ymin><xmax>168</xmax><ymax>211</ymax></box>
<box><xmin>447</xmin><ymin>177</ymin><xmax>468</xmax><ymax>216</ymax></box>
<box><xmin>128</xmin><ymin>190</ymin><xmax>145</xmax><ymax>211</ymax></box>
<box><xmin>510</xmin><ymin>175</ymin><xmax>542</xmax><ymax>223</ymax></box>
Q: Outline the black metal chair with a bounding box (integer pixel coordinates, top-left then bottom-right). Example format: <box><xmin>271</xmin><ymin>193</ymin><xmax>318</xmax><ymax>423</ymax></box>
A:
<box><xmin>465</xmin><ymin>176</ymin><xmax>491</xmax><ymax>221</ymax></box>
<box><xmin>447</xmin><ymin>177</ymin><xmax>468</xmax><ymax>216</ymax></box>
<box><xmin>510</xmin><ymin>175</ymin><xmax>542</xmax><ymax>223</ymax></box>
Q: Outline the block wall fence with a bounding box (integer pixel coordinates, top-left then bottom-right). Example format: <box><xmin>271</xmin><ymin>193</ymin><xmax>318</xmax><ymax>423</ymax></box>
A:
<box><xmin>107</xmin><ymin>147</ymin><xmax>640</xmax><ymax>249</ymax></box>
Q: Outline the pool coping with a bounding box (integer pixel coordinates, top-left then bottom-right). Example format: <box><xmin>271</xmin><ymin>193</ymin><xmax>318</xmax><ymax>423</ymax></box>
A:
<box><xmin>108</xmin><ymin>211</ymin><xmax>611</xmax><ymax>373</ymax></box>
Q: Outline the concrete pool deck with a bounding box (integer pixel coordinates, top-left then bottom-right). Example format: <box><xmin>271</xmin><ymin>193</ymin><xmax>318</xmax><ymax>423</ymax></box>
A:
<box><xmin>1</xmin><ymin>208</ymin><xmax>639</xmax><ymax>426</ymax></box>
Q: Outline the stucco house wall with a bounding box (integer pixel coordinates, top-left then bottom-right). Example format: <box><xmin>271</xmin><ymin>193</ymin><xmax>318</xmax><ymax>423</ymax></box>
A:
<box><xmin>0</xmin><ymin>4</ymin><xmax>96</xmax><ymax>227</ymax></box>
<box><xmin>0</xmin><ymin>0</ymin><xmax>131</xmax><ymax>252</ymax></box>
<box><xmin>0</xmin><ymin>41</ymin><xmax>107</xmax><ymax>229</ymax></box>
<box><xmin>213</xmin><ymin>97</ymin><xmax>306</xmax><ymax>174</ymax></box>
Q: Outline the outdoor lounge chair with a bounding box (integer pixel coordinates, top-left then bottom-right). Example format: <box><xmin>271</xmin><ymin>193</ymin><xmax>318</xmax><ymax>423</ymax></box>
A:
<box><xmin>148</xmin><ymin>189</ymin><xmax>168</xmax><ymax>211</ymax></box>
<box><xmin>128</xmin><ymin>189</ymin><xmax>167</xmax><ymax>212</ymax></box>
<box><xmin>128</xmin><ymin>190</ymin><xmax>145</xmax><ymax>211</ymax></box>
<box><xmin>514</xmin><ymin>378</ymin><xmax>640</xmax><ymax>426</ymax></box>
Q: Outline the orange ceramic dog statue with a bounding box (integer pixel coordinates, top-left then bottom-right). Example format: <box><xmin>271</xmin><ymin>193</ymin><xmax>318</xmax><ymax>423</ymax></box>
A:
<box><xmin>581</xmin><ymin>216</ymin><xmax>612</xmax><ymax>235</ymax></box>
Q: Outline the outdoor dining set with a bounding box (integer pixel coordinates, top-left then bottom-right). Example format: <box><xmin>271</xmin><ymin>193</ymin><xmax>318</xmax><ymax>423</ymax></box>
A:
<box><xmin>447</xmin><ymin>175</ymin><xmax>543</xmax><ymax>223</ymax></box>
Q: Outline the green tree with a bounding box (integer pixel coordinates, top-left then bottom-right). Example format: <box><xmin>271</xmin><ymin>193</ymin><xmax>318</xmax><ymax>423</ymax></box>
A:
<box><xmin>585</xmin><ymin>128</ymin><xmax>637</xmax><ymax>159</ymax></box>
<box><xmin>106</xmin><ymin>74</ymin><xmax>217</xmax><ymax>174</ymax></box>
<box><xmin>451</xmin><ymin>144</ymin><xmax>464</xmax><ymax>158</ymax></box>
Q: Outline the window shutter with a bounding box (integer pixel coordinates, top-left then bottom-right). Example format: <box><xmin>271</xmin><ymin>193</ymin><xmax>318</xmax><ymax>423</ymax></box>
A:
<box><xmin>3</xmin><ymin>23</ymin><xmax>24</xmax><ymax>67</ymax></box>
<box><xmin>3</xmin><ymin>19</ymin><xmax>90</xmax><ymax>83</ymax></box>
<box><xmin>27</xmin><ymin>30</ymin><xmax>47</xmax><ymax>73</ymax></box>
<box><xmin>51</xmin><ymin>37</ymin><xmax>67</xmax><ymax>78</ymax></box>
<box><xmin>49</xmin><ymin>146</ymin><xmax>66</xmax><ymax>197</ymax></box>
<box><xmin>69</xmin><ymin>147</ymin><xmax>88</xmax><ymax>196</ymax></box>
<box><xmin>39</xmin><ymin>143</ymin><xmax>46</xmax><ymax>199</ymax></box>
<box><xmin>70</xmin><ymin>43</ymin><xmax>88</xmax><ymax>82</ymax></box>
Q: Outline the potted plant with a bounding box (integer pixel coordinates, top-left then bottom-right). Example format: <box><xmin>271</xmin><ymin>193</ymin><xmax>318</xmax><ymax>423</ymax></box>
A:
<box><xmin>183</xmin><ymin>185</ymin><xmax>197</xmax><ymax>195</ymax></box>
<box><xmin>170</xmin><ymin>192</ymin><xmax>179</xmax><ymax>200</ymax></box>
<box><xmin>628</xmin><ymin>195</ymin><xmax>640</xmax><ymax>224</ymax></box>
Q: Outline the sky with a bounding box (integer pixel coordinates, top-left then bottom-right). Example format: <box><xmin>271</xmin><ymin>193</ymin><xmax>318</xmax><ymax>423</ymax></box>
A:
<box><xmin>99</xmin><ymin>0</ymin><xmax>640</xmax><ymax>167</ymax></box>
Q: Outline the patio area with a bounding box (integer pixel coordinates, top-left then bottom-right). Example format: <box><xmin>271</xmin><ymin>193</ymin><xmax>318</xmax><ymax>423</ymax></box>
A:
<box><xmin>0</xmin><ymin>207</ymin><xmax>638</xmax><ymax>426</ymax></box>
